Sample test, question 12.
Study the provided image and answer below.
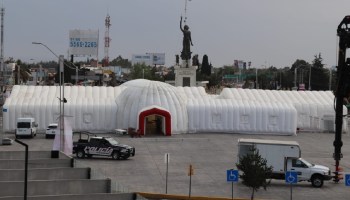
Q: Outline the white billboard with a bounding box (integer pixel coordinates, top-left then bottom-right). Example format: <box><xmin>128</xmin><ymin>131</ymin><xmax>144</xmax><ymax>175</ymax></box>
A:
<box><xmin>69</xmin><ymin>30</ymin><xmax>99</xmax><ymax>56</ymax></box>
<box><xmin>148</xmin><ymin>53</ymin><xmax>165</xmax><ymax>65</ymax></box>
<box><xmin>132</xmin><ymin>53</ymin><xmax>165</xmax><ymax>66</ymax></box>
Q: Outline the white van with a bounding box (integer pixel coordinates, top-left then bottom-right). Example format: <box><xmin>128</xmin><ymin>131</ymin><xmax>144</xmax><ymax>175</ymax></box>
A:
<box><xmin>15</xmin><ymin>118</ymin><xmax>38</xmax><ymax>138</ymax></box>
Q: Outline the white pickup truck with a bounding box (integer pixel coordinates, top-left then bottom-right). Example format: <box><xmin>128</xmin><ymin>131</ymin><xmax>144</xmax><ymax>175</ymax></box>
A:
<box><xmin>237</xmin><ymin>138</ymin><xmax>332</xmax><ymax>187</ymax></box>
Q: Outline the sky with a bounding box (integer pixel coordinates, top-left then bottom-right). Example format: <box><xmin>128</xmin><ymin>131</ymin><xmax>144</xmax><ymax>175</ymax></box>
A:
<box><xmin>2</xmin><ymin>0</ymin><xmax>350</xmax><ymax>68</ymax></box>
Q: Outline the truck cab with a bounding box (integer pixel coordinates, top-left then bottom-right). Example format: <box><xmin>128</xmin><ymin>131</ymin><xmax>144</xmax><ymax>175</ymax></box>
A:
<box><xmin>15</xmin><ymin>118</ymin><xmax>38</xmax><ymax>138</ymax></box>
<box><xmin>238</xmin><ymin>138</ymin><xmax>332</xmax><ymax>188</ymax></box>
<box><xmin>286</xmin><ymin>157</ymin><xmax>332</xmax><ymax>187</ymax></box>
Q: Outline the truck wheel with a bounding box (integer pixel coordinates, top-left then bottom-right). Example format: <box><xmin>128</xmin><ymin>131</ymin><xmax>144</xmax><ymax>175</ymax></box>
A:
<box><xmin>76</xmin><ymin>150</ymin><xmax>85</xmax><ymax>159</ymax></box>
<box><xmin>31</xmin><ymin>131</ymin><xmax>34</xmax><ymax>138</ymax></box>
<box><xmin>311</xmin><ymin>175</ymin><xmax>323</xmax><ymax>188</ymax></box>
<box><xmin>112</xmin><ymin>152</ymin><xmax>119</xmax><ymax>160</ymax></box>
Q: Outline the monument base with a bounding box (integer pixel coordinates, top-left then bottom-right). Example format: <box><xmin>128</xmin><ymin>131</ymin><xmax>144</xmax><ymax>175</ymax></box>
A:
<box><xmin>174</xmin><ymin>60</ymin><xmax>197</xmax><ymax>87</ymax></box>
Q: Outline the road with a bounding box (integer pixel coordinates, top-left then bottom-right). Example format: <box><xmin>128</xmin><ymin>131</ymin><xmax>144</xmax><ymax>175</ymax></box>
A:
<box><xmin>1</xmin><ymin>131</ymin><xmax>350</xmax><ymax>200</ymax></box>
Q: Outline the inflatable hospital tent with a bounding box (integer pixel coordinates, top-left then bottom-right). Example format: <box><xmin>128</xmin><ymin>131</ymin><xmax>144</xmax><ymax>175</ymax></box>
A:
<box><xmin>2</xmin><ymin>79</ymin><xmax>345</xmax><ymax>136</ymax></box>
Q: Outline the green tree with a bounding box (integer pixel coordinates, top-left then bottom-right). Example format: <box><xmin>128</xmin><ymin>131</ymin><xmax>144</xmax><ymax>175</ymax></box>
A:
<box><xmin>201</xmin><ymin>55</ymin><xmax>211</xmax><ymax>76</ymax></box>
<box><xmin>163</xmin><ymin>66</ymin><xmax>175</xmax><ymax>81</ymax></box>
<box><xmin>130</xmin><ymin>63</ymin><xmax>155</xmax><ymax>80</ymax></box>
<box><xmin>110</xmin><ymin>55</ymin><xmax>132</xmax><ymax>68</ymax></box>
<box><xmin>311</xmin><ymin>53</ymin><xmax>328</xmax><ymax>90</ymax></box>
<box><xmin>236</xmin><ymin>147</ymin><xmax>273</xmax><ymax>200</ymax></box>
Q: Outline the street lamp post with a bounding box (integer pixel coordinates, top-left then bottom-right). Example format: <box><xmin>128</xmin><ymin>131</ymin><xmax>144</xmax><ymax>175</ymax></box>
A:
<box><xmin>32</xmin><ymin>42</ymin><xmax>59</xmax><ymax>59</ymax></box>
<box><xmin>329</xmin><ymin>68</ymin><xmax>332</xmax><ymax>91</ymax></box>
<box><xmin>294</xmin><ymin>68</ymin><xmax>297</xmax><ymax>89</ymax></box>
<box><xmin>32</xmin><ymin>42</ymin><xmax>65</xmax><ymax>152</ymax></box>
<box><xmin>59</xmin><ymin>55</ymin><xmax>65</xmax><ymax>152</ymax></box>
<box><xmin>308</xmin><ymin>65</ymin><xmax>312</xmax><ymax>91</ymax></box>
<box><xmin>294</xmin><ymin>64</ymin><xmax>311</xmax><ymax>90</ymax></box>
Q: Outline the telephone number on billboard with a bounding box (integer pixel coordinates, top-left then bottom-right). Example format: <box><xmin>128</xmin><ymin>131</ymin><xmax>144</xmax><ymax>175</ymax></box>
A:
<box><xmin>70</xmin><ymin>41</ymin><xmax>97</xmax><ymax>48</ymax></box>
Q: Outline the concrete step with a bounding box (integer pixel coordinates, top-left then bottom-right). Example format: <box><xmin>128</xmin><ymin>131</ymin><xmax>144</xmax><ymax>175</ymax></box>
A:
<box><xmin>0</xmin><ymin>151</ymin><xmax>67</xmax><ymax>159</ymax></box>
<box><xmin>0</xmin><ymin>193</ymin><xmax>135</xmax><ymax>200</ymax></box>
<box><xmin>0</xmin><ymin>158</ymin><xmax>73</xmax><ymax>169</ymax></box>
<box><xmin>0</xmin><ymin>167</ymin><xmax>90</xmax><ymax>181</ymax></box>
<box><xmin>0</xmin><ymin>179</ymin><xmax>111</xmax><ymax>197</ymax></box>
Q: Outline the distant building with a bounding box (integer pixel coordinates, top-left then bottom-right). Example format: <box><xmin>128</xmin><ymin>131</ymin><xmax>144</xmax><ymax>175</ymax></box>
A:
<box><xmin>103</xmin><ymin>66</ymin><xmax>130</xmax><ymax>77</ymax></box>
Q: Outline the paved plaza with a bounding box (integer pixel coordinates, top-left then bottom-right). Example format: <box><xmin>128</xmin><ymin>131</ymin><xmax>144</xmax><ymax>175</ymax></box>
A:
<box><xmin>1</xmin><ymin>131</ymin><xmax>350</xmax><ymax>200</ymax></box>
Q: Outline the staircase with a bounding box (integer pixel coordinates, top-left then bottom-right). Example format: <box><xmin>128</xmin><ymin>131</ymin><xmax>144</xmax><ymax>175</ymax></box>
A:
<box><xmin>0</xmin><ymin>151</ymin><xmax>135</xmax><ymax>200</ymax></box>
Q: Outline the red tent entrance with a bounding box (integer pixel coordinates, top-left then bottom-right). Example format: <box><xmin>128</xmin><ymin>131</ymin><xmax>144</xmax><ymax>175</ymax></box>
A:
<box><xmin>138</xmin><ymin>107</ymin><xmax>171</xmax><ymax>136</ymax></box>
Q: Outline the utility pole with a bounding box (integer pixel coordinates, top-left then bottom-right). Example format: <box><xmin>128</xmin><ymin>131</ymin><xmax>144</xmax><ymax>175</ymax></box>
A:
<box><xmin>0</xmin><ymin>7</ymin><xmax>4</xmax><ymax>145</ymax></box>
<box><xmin>104</xmin><ymin>14</ymin><xmax>111</xmax><ymax>66</ymax></box>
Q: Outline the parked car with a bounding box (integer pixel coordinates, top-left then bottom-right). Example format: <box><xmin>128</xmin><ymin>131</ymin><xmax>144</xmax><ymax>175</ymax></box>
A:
<box><xmin>45</xmin><ymin>123</ymin><xmax>58</xmax><ymax>139</ymax></box>
<box><xmin>73</xmin><ymin>132</ymin><xmax>135</xmax><ymax>160</ymax></box>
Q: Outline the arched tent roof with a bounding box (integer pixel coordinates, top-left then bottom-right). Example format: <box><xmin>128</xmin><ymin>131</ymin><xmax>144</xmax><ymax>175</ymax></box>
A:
<box><xmin>115</xmin><ymin>79</ymin><xmax>188</xmax><ymax>133</ymax></box>
<box><xmin>218</xmin><ymin>88</ymin><xmax>347</xmax><ymax>131</ymax></box>
<box><xmin>187</xmin><ymin>98</ymin><xmax>297</xmax><ymax>135</ymax></box>
<box><xmin>3</xmin><ymin>85</ymin><xmax>124</xmax><ymax>131</ymax></box>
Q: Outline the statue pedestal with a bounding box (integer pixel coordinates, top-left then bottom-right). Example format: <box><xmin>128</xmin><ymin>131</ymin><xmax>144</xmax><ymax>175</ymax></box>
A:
<box><xmin>175</xmin><ymin>60</ymin><xmax>197</xmax><ymax>87</ymax></box>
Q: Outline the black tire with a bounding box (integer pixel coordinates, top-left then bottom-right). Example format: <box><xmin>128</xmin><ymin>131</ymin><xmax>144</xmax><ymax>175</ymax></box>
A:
<box><xmin>87</xmin><ymin>154</ymin><xmax>93</xmax><ymax>158</ymax></box>
<box><xmin>311</xmin><ymin>175</ymin><xmax>324</xmax><ymax>188</ymax></box>
<box><xmin>76</xmin><ymin>150</ymin><xmax>85</xmax><ymax>159</ymax></box>
<box><xmin>31</xmin><ymin>131</ymin><xmax>34</xmax><ymax>138</ymax></box>
<box><xmin>112</xmin><ymin>151</ymin><xmax>119</xmax><ymax>160</ymax></box>
<box><xmin>45</xmin><ymin>135</ymin><xmax>49</xmax><ymax>139</ymax></box>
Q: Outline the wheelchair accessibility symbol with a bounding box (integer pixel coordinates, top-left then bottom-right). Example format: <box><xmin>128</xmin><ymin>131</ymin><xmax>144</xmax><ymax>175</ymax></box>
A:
<box><xmin>285</xmin><ymin>171</ymin><xmax>298</xmax><ymax>184</ymax></box>
<box><xmin>227</xmin><ymin>169</ymin><xmax>239</xmax><ymax>182</ymax></box>
<box><xmin>345</xmin><ymin>174</ymin><xmax>350</xmax><ymax>186</ymax></box>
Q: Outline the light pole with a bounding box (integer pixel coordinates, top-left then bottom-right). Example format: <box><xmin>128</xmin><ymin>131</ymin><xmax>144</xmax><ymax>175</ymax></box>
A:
<box><xmin>32</xmin><ymin>42</ymin><xmax>59</xmax><ymax>59</ymax></box>
<box><xmin>294</xmin><ymin>67</ymin><xmax>297</xmax><ymax>89</ymax></box>
<box><xmin>33</xmin><ymin>42</ymin><xmax>81</xmax><ymax>85</ymax></box>
<box><xmin>308</xmin><ymin>65</ymin><xmax>312</xmax><ymax>91</ymax></box>
<box><xmin>329</xmin><ymin>67</ymin><xmax>332</xmax><ymax>91</ymax></box>
<box><xmin>294</xmin><ymin>64</ymin><xmax>311</xmax><ymax>90</ymax></box>
<box><xmin>32</xmin><ymin>42</ymin><xmax>65</xmax><ymax>152</ymax></box>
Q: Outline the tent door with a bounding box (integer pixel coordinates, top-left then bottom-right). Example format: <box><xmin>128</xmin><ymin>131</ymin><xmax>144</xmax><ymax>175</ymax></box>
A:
<box><xmin>145</xmin><ymin>115</ymin><xmax>165</xmax><ymax>136</ymax></box>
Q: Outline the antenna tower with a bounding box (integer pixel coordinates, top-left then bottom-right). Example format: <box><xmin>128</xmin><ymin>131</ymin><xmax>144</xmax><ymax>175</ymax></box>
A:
<box><xmin>104</xmin><ymin>14</ymin><xmax>111</xmax><ymax>66</ymax></box>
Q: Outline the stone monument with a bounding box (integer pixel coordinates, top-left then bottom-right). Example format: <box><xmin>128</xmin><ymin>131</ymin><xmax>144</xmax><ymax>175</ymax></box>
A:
<box><xmin>175</xmin><ymin>16</ymin><xmax>197</xmax><ymax>87</ymax></box>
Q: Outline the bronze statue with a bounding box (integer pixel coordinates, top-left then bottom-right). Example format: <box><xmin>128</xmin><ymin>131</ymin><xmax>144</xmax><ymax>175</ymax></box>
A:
<box><xmin>180</xmin><ymin>16</ymin><xmax>193</xmax><ymax>60</ymax></box>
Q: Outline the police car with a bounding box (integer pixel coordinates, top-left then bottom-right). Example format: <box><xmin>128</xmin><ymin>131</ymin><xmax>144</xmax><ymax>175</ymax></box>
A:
<box><xmin>73</xmin><ymin>133</ymin><xmax>135</xmax><ymax>160</ymax></box>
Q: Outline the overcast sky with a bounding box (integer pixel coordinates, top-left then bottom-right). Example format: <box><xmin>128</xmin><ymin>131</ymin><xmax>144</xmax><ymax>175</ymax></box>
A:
<box><xmin>3</xmin><ymin>0</ymin><xmax>350</xmax><ymax>68</ymax></box>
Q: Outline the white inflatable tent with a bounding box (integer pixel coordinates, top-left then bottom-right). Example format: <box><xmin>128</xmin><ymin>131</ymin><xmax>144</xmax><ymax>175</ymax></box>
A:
<box><xmin>187</xmin><ymin>98</ymin><xmax>297</xmax><ymax>135</ymax></box>
<box><xmin>2</xmin><ymin>79</ymin><xmax>345</xmax><ymax>135</ymax></box>
<box><xmin>3</xmin><ymin>85</ymin><xmax>122</xmax><ymax>132</ymax></box>
<box><xmin>219</xmin><ymin>88</ymin><xmax>347</xmax><ymax>132</ymax></box>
